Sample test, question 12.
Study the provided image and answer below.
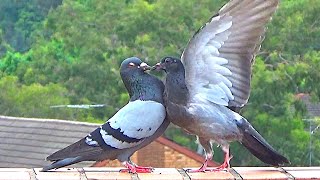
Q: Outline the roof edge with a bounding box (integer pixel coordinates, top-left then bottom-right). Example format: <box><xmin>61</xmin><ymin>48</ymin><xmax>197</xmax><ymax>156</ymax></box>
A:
<box><xmin>0</xmin><ymin>115</ymin><xmax>101</xmax><ymax>126</ymax></box>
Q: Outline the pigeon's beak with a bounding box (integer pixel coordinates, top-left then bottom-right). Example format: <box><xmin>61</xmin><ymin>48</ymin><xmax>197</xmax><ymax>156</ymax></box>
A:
<box><xmin>139</xmin><ymin>62</ymin><xmax>151</xmax><ymax>71</ymax></box>
<box><xmin>151</xmin><ymin>62</ymin><xmax>165</xmax><ymax>71</ymax></box>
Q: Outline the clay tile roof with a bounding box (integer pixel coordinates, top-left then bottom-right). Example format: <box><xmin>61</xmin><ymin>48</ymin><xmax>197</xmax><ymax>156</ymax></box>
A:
<box><xmin>1</xmin><ymin>167</ymin><xmax>320</xmax><ymax>179</ymax></box>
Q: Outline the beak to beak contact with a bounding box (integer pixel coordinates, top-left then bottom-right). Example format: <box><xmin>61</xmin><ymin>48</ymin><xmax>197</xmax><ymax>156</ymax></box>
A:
<box><xmin>151</xmin><ymin>62</ymin><xmax>163</xmax><ymax>71</ymax></box>
<box><xmin>140</xmin><ymin>62</ymin><xmax>151</xmax><ymax>70</ymax></box>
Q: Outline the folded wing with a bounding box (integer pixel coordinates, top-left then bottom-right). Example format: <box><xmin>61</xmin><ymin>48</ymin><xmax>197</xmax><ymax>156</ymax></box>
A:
<box><xmin>47</xmin><ymin>100</ymin><xmax>166</xmax><ymax>161</ymax></box>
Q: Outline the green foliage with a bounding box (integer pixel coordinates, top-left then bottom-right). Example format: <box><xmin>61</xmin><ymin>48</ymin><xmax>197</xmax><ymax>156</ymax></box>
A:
<box><xmin>0</xmin><ymin>0</ymin><xmax>319</xmax><ymax>166</ymax></box>
<box><xmin>263</xmin><ymin>0</ymin><xmax>320</xmax><ymax>55</ymax></box>
<box><xmin>8</xmin><ymin>0</ymin><xmax>229</xmax><ymax>119</ymax></box>
<box><xmin>0</xmin><ymin>76</ymin><xmax>70</xmax><ymax>119</ymax></box>
<box><xmin>0</xmin><ymin>50</ymin><xmax>32</xmax><ymax>75</ymax></box>
<box><xmin>0</xmin><ymin>0</ymin><xmax>62</xmax><ymax>53</ymax></box>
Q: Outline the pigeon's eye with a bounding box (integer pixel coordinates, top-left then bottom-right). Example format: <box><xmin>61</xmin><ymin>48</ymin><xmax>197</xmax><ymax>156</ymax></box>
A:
<box><xmin>128</xmin><ymin>62</ymin><xmax>135</xmax><ymax>67</ymax></box>
<box><xmin>165</xmin><ymin>58</ymin><xmax>171</xmax><ymax>63</ymax></box>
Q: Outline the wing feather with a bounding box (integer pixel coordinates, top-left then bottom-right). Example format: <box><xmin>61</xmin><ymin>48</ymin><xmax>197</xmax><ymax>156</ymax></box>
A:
<box><xmin>97</xmin><ymin>100</ymin><xmax>166</xmax><ymax>149</ymax></box>
<box><xmin>182</xmin><ymin>0</ymin><xmax>279</xmax><ymax>107</ymax></box>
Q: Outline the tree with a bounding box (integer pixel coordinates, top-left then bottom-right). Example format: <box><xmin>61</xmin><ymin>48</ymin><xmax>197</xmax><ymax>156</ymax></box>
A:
<box><xmin>0</xmin><ymin>0</ymin><xmax>62</xmax><ymax>53</ymax></box>
<box><xmin>0</xmin><ymin>76</ymin><xmax>74</xmax><ymax>119</ymax></box>
<box><xmin>0</xmin><ymin>0</ymin><xmax>319</xmax><ymax>166</ymax></box>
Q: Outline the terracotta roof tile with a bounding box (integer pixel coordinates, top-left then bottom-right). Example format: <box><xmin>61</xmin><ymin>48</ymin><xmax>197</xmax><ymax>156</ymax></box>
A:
<box><xmin>1</xmin><ymin>167</ymin><xmax>320</xmax><ymax>180</ymax></box>
<box><xmin>186</xmin><ymin>170</ymin><xmax>235</xmax><ymax>180</ymax></box>
<box><xmin>138</xmin><ymin>168</ymin><xmax>183</xmax><ymax>180</ymax></box>
<box><xmin>282</xmin><ymin>167</ymin><xmax>320</xmax><ymax>180</ymax></box>
<box><xmin>83</xmin><ymin>167</ymin><xmax>132</xmax><ymax>180</ymax></box>
<box><xmin>233</xmin><ymin>167</ymin><xmax>288</xmax><ymax>180</ymax></box>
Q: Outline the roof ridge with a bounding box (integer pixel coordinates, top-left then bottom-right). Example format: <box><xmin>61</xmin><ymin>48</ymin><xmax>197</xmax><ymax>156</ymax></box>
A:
<box><xmin>0</xmin><ymin>115</ymin><xmax>100</xmax><ymax>126</ymax></box>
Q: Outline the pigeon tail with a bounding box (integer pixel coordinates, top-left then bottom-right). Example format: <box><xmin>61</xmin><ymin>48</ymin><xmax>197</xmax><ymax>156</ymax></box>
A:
<box><xmin>41</xmin><ymin>156</ymin><xmax>83</xmax><ymax>172</ymax></box>
<box><xmin>236</xmin><ymin>118</ymin><xmax>289</xmax><ymax>166</ymax></box>
<box><xmin>46</xmin><ymin>137</ymin><xmax>105</xmax><ymax>162</ymax></box>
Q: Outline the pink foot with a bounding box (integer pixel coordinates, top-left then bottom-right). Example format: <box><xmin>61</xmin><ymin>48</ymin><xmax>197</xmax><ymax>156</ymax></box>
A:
<box><xmin>186</xmin><ymin>159</ymin><xmax>220</xmax><ymax>172</ymax></box>
<box><xmin>135</xmin><ymin>165</ymin><xmax>153</xmax><ymax>170</ymax></box>
<box><xmin>187</xmin><ymin>163</ymin><xmax>208</xmax><ymax>173</ymax></box>
<box><xmin>215</xmin><ymin>154</ymin><xmax>233</xmax><ymax>171</ymax></box>
<box><xmin>187</xmin><ymin>154</ymin><xmax>232</xmax><ymax>173</ymax></box>
<box><xmin>120</xmin><ymin>162</ymin><xmax>154</xmax><ymax>173</ymax></box>
<box><xmin>187</xmin><ymin>166</ymin><xmax>227</xmax><ymax>173</ymax></box>
<box><xmin>213</xmin><ymin>145</ymin><xmax>233</xmax><ymax>171</ymax></box>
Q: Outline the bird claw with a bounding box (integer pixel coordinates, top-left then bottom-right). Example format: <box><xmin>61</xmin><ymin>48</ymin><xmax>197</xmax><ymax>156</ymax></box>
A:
<box><xmin>135</xmin><ymin>167</ymin><xmax>154</xmax><ymax>173</ymax></box>
<box><xmin>135</xmin><ymin>165</ymin><xmax>154</xmax><ymax>170</ymax></box>
<box><xmin>216</xmin><ymin>154</ymin><xmax>232</xmax><ymax>170</ymax></box>
<box><xmin>186</xmin><ymin>163</ymin><xmax>208</xmax><ymax>173</ymax></box>
<box><xmin>120</xmin><ymin>162</ymin><xmax>154</xmax><ymax>173</ymax></box>
<box><xmin>186</xmin><ymin>168</ymin><xmax>206</xmax><ymax>173</ymax></box>
<box><xmin>120</xmin><ymin>167</ymin><xmax>154</xmax><ymax>173</ymax></box>
<box><xmin>186</xmin><ymin>156</ymin><xmax>230</xmax><ymax>173</ymax></box>
<box><xmin>120</xmin><ymin>167</ymin><xmax>153</xmax><ymax>173</ymax></box>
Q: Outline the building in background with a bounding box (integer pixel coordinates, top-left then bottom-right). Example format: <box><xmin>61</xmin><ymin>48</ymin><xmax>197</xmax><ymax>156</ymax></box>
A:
<box><xmin>0</xmin><ymin>116</ymin><xmax>216</xmax><ymax>168</ymax></box>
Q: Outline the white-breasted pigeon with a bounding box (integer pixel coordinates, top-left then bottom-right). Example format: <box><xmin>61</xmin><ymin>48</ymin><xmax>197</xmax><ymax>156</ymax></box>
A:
<box><xmin>154</xmin><ymin>0</ymin><xmax>289</xmax><ymax>172</ymax></box>
<box><xmin>42</xmin><ymin>57</ymin><xmax>169</xmax><ymax>173</ymax></box>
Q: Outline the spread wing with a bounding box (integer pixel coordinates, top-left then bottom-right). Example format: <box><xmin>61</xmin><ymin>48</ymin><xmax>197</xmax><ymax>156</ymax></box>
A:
<box><xmin>182</xmin><ymin>0</ymin><xmax>279</xmax><ymax>107</ymax></box>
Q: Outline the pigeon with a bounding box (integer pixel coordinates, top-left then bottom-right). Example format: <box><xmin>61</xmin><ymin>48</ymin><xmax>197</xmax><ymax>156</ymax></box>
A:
<box><xmin>154</xmin><ymin>0</ymin><xmax>289</xmax><ymax>172</ymax></box>
<box><xmin>42</xmin><ymin>57</ymin><xmax>169</xmax><ymax>173</ymax></box>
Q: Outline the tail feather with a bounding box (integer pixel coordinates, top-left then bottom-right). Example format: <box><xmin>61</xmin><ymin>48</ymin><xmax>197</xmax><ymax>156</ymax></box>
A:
<box><xmin>41</xmin><ymin>157</ymin><xmax>83</xmax><ymax>172</ymax></box>
<box><xmin>43</xmin><ymin>137</ymin><xmax>106</xmax><ymax>172</ymax></box>
<box><xmin>47</xmin><ymin>138</ymin><xmax>104</xmax><ymax>161</ymax></box>
<box><xmin>237</xmin><ymin>118</ymin><xmax>289</xmax><ymax>166</ymax></box>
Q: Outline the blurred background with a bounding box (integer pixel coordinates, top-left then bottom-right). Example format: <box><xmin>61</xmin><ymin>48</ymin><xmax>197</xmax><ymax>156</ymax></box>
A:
<box><xmin>0</xmin><ymin>0</ymin><xmax>319</xmax><ymax>167</ymax></box>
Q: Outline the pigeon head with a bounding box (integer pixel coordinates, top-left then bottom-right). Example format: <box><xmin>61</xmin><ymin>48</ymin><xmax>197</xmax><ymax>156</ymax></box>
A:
<box><xmin>120</xmin><ymin>57</ymin><xmax>150</xmax><ymax>96</ymax></box>
<box><xmin>154</xmin><ymin>56</ymin><xmax>184</xmax><ymax>73</ymax></box>
<box><xmin>120</xmin><ymin>57</ymin><xmax>164</xmax><ymax>102</ymax></box>
<box><xmin>120</xmin><ymin>57</ymin><xmax>150</xmax><ymax>74</ymax></box>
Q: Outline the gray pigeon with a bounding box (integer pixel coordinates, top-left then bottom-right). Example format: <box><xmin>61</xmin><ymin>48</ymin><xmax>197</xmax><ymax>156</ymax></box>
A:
<box><xmin>42</xmin><ymin>57</ymin><xmax>169</xmax><ymax>173</ymax></box>
<box><xmin>154</xmin><ymin>0</ymin><xmax>289</xmax><ymax>172</ymax></box>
